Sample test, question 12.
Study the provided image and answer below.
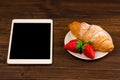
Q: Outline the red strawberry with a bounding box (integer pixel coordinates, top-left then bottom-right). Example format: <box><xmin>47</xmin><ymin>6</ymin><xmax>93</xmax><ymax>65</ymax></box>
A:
<box><xmin>83</xmin><ymin>44</ymin><xmax>95</xmax><ymax>59</ymax></box>
<box><xmin>64</xmin><ymin>39</ymin><xmax>78</xmax><ymax>53</ymax></box>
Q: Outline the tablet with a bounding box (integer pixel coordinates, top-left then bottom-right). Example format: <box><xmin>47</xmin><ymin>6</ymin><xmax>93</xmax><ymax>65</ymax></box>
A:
<box><xmin>7</xmin><ymin>19</ymin><xmax>53</xmax><ymax>64</ymax></box>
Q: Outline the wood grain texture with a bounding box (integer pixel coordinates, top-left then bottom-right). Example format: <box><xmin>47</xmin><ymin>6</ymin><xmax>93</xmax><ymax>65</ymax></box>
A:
<box><xmin>0</xmin><ymin>0</ymin><xmax>120</xmax><ymax>80</ymax></box>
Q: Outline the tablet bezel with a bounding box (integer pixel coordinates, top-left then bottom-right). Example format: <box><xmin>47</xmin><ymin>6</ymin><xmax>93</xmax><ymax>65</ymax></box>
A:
<box><xmin>7</xmin><ymin>19</ymin><xmax>53</xmax><ymax>64</ymax></box>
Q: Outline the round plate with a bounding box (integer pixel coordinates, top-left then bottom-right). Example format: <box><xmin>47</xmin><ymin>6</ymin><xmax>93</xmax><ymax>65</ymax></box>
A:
<box><xmin>64</xmin><ymin>31</ymin><xmax>112</xmax><ymax>60</ymax></box>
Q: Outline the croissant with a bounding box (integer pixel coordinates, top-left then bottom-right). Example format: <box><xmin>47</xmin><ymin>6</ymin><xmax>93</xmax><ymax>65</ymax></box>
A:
<box><xmin>69</xmin><ymin>21</ymin><xmax>114</xmax><ymax>52</ymax></box>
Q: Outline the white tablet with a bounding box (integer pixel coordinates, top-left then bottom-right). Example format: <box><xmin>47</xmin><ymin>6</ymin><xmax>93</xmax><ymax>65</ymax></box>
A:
<box><xmin>7</xmin><ymin>19</ymin><xmax>53</xmax><ymax>64</ymax></box>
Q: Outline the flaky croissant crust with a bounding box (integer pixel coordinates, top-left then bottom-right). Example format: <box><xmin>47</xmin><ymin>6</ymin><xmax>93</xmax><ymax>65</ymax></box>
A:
<box><xmin>69</xmin><ymin>21</ymin><xmax>114</xmax><ymax>52</ymax></box>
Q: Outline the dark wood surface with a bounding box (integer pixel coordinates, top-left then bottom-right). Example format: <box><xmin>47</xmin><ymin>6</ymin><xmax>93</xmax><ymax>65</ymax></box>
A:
<box><xmin>0</xmin><ymin>0</ymin><xmax>120</xmax><ymax>80</ymax></box>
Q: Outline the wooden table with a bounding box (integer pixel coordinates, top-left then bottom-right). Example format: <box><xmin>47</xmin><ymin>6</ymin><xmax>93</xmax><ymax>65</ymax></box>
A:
<box><xmin>0</xmin><ymin>0</ymin><xmax>120</xmax><ymax>80</ymax></box>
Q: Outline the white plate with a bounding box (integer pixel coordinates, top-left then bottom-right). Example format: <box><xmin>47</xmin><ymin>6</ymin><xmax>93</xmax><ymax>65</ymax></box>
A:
<box><xmin>64</xmin><ymin>31</ymin><xmax>112</xmax><ymax>60</ymax></box>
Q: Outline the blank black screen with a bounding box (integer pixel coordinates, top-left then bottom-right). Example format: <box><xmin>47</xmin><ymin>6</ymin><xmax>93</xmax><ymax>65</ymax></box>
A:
<box><xmin>10</xmin><ymin>23</ymin><xmax>51</xmax><ymax>59</ymax></box>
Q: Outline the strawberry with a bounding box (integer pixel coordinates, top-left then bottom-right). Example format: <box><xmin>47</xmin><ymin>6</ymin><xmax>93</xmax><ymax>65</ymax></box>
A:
<box><xmin>64</xmin><ymin>39</ymin><xmax>84</xmax><ymax>53</ymax></box>
<box><xmin>64</xmin><ymin>39</ymin><xmax>78</xmax><ymax>53</ymax></box>
<box><xmin>83</xmin><ymin>44</ymin><xmax>95</xmax><ymax>59</ymax></box>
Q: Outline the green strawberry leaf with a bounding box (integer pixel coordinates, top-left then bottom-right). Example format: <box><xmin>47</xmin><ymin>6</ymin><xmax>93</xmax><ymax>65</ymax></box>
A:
<box><xmin>84</xmin><ymin>40</ymin><xmax>91</xmax><ymax>45</ymax></box>
<box><xmin>76</xmin><ymin>39</ymin><xmax>92</xmax><ymax>54</ymax></box>
<box><xmin>81</xmin><ymin>44</ymin><xmax>85</xmax><ymax>51</ymax></box>
<box><xmin>76</xmin><ymin>38</ymin><xmax>84</xmax><ymax>54</ymax></box>
<box><xmin>76</xmin><ymin>40</ymin><xmax>82</xmax><ymax>50</ymax></box>
<box><xmin>87</xmin><ymin>41</ymin><xmax>91</xmax><ymax>44</ymax></box>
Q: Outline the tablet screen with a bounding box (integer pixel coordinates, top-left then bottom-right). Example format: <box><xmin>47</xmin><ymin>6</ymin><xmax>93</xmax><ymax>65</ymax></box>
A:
<box><xmin>7</xmin><ymin>19</ymin><xmax>53</xmax><ymax>64</ymax></box>
<box><xmin>10</xmin><ymin>23</ymin><xmax>51</xmax><ymax>59</ymax></box>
